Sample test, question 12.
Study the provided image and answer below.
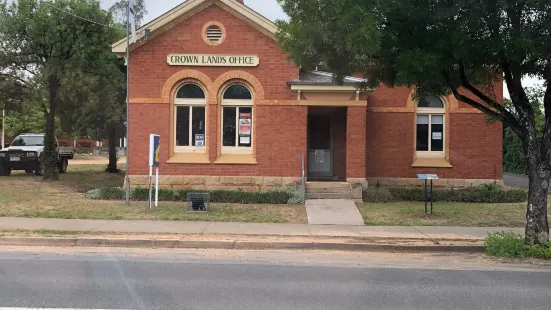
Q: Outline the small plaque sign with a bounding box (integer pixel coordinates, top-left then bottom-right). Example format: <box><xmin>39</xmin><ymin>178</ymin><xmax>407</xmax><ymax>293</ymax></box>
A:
<box><xmin>417</xmin><ymin>174</ymin><xmax>439</xmax><ymax>180</ymax></box>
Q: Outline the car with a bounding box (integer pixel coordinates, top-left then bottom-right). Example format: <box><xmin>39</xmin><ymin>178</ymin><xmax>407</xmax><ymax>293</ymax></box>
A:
<box><xmin>0</xmin><ymin>133</ymin><xmax>74</xmax><ymax>176</ymax></box>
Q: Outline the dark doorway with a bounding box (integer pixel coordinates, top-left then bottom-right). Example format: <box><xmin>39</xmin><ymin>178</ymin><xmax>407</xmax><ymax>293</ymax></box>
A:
<box><xmin>307</xmin><ymin>107</ymin><xmax>347</xmax><ymax>181</ymax></box>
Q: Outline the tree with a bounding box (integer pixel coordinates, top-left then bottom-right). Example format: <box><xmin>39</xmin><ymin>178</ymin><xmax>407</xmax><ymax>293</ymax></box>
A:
<box><xmin>109</xmin><ymin>0</ymin><xmax>147</xmax><ymax>28</ymax></box>
<box><xmin>503</xmin><ymin>90</ymin><xmax>546</xmax><ymax>175</ymax></box>
<box><xmin>277</xmin><ymin>0</ymin><xmax>551</xmax><ymax>244</ymax></box>
<box><xmin>70</xmin><ymin>62</ymin><xmax>126</xmax><ymax>173</ymax></box>
<box><xmin>0</xmin><ymin>0</ymin><xmax>119</xmax><ymax>180</ymax></box>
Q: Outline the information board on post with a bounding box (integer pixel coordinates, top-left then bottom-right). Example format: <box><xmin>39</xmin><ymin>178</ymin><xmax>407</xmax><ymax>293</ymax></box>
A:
<box><xmin>417</xmin><ymin>174</ymin><xmax>438</xmax><ymax>214</ymax></box>
<box><xmin>149</xmin><ymin>134</ymin><xmax>161</xmax><ymax>210</ymax></box>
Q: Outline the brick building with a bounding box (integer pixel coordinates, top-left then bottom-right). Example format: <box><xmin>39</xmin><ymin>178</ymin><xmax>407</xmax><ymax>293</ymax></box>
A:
<box><xmin>111</xmin><ymin>0</ymin><xmax>503</xmax><ymax>190</ymax></box>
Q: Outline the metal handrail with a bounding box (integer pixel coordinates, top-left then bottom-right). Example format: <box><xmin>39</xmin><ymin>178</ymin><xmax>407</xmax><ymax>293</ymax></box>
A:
<box><xmin>301</xmin><ymin>152</ymin><xmax>305</xmax><ymax>184</ymax></box>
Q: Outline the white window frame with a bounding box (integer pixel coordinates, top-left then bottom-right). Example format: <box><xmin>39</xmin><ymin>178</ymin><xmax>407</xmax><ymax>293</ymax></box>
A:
<box><xmin>174</xmin><ymin>97</ymin><xmax>207</xmax><ymax>154</ymax></box>
<box><xmin>416</xmin><ymin>107</ymin><xmax>445</xmax><ymax>158</ymax></box>
<box><xmin>221</xmin><ymin>97</ymin><xmax>253</xmax><ymax>155</ymax></box>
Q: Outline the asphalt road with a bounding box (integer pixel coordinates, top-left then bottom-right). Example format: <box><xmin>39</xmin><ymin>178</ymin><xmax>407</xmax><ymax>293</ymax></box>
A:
<box><xmin>503</xmin><ymin>172</ymin><xmax>551</xmax><ymax>191</ymax></box>
<box><xmin>0</xmin><ymin>248</ymin><xmax>550</xmax><ymax>310</ymax></box>
<box><xmin>503</xmin><ymin>172</ymin><xmax>531</xmax><ymax>190</ymax></box>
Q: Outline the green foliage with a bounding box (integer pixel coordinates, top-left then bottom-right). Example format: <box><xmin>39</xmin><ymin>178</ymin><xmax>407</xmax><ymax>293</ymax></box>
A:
<box><xmin>485</xmin><ymin>232</ymin><xmax>528</xmax><ymax>258</ymax></box>
<box><xmin>87</xmin><ymin>188</ymin><xmax>296</xmax><ymax>205</ymax></box>
<box><xmin>0</xmin><ymin>0</ymin><xmax>121</xmax><ymax>180</ymax></box>
<box><xmin>109</xmin><ymin>0</ymin><xmax>148</xmax><ymax>28</ymax></box>
<box><xmin>363</xmin><ymin>186</ymin><xmax>527</xmax><ymax>203</ymax></box>
<box><xmin>503</xmin><ymin>127</ymin><xmax>527</xmax><ymax>174</ymax></box>
<box><xmin>486</xmin><ymin>232</ymin><xmax>551</xmax><ymax>259</ymax></box>
<box><xmin>278</xmin><ymin>0</ymin><xmax>551</xmax><ymax>244</ymax></box>
<box><xmin>502</xmin><ymin>92</ymin><xmax>545</xmax><ymax>174</ymax></box>
<box><xmin>0</xmin><ymin>0</ymin><xmax>137</xmax><ymax>177</ymax></box>
<box><xmin>525</xmin><ymin>244</ymin><xmax>551</xmax><ymax>260</ymax></box>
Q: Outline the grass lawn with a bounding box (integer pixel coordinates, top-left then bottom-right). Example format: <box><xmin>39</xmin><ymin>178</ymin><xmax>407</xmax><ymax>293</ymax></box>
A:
<box><xmin>359</xmin><ymin>202</ymin><xmax>551</xmax><ymax>227</ymax></box>
<box><xmin>0</xmin><ymin>165</ymin><xmax>307</xmax><ymax>224</ymax></box>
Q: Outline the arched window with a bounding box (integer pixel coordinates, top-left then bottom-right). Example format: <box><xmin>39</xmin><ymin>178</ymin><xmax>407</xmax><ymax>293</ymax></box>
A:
<box><xmin>416</xmin><ymin>95</ymin><xmax>445</xmax><ymax>156</ymax></box>
<box><xmin>221</xmin><ymin>84</ymin><xmax>253</xmax><ymax>153</ymax></box>
<box><xmin>174</xmin><ymin>83</ymin><xmax>206</xmax><ymax>152</ymax></box>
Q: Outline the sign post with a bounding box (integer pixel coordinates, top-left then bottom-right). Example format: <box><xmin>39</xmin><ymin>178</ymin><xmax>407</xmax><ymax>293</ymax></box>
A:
<box><xmin>417</xmin><ymin>174</ymin><xmax>438</xmax><ymax>214</ymax></box>
<box><xmin>149</xmin><ymin>134</ymin><xmax>160</xmax><ymax>210</ymax></box>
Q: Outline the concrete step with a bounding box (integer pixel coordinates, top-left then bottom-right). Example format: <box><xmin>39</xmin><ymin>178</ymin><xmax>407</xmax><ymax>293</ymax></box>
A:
<box><xmin>305</xmin><ymin>193</ymin><xmax>353</xmax><ymax>200</ymax></box>
<box><xmin>305</xmin><ymin>188</ymin><xmax>352</xmax><ymax>194</ymax></box>
<box><xmin>305</xmin><ymin>182</ymin><xmax>350</xmax><ymax>189</ymax></box>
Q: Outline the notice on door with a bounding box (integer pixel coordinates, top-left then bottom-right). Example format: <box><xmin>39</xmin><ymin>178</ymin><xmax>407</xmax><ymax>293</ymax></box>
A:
<box><xmin>432</xmin><ymin>132</ymin><xmax>442</xmax><ymax>140</ymax></box>
<box><xmin>315</xmin><ymin>150</ymin><xmax>325</xmax><ymax>164</ymax></box>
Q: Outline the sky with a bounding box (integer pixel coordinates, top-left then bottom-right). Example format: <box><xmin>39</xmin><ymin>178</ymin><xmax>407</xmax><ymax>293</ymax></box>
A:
<box><xmin>100</xmin><ymin>0</ymin><xmax>288</xmax><ymax>23</ymax></box>
<box><xmin>98</xmin><ymin>0</ymin><xmax>541</xmax><ymax>98</ymax></box>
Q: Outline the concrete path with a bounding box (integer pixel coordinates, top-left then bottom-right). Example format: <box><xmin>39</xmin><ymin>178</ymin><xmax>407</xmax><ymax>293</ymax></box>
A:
<box><xmin>0</xmin><ymin>217</ymin><xmax>523</xmax><ymax>240</ymax></box>
<box><xmin>305</xmin><ymin>199</ymin><xmax>365</xmax><ymax>225</ymax></box>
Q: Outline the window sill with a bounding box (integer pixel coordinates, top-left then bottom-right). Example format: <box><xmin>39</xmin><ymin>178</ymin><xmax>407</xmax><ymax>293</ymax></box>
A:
<box><xmin>412</xmin><ymin>157</ymin><xmax>452</xmax><ymax>168</ymax></box>
<box><xmin>214</xmin><ymin>154</ymin><xmax>257</xmax><ymax>165</ymax></box>
<box><xmin>167</xmin><ymin>153</ymin><xmax>210</xmax><ymax>164</ymax></box>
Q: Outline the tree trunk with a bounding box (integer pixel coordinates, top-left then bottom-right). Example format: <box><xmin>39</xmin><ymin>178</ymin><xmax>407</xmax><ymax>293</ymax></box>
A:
<box><xmin>43</xmin><ymin>74</ymin><xmax>60</xmax><ymax>180</ymax></box>
<box><xmin>106</xmin><ymin>126</ymin><xmax>118</xmax><ymax>173</ymax></box>
<box><xmin>524</xmin><ymin>139</ymin><xmax>550</xmax><ymax>245</ymax></box>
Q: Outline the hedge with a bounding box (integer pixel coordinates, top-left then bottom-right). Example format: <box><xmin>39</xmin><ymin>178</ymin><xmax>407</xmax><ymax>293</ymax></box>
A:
<box><xmin>363</xmin><ymin>185</ymin><xmax>527</xmax><ymax>203</ymax></box>
<box><xmin>86</xmin><ymin>187</ymin><xmax>298</xmax><ymax>204</ymax></box>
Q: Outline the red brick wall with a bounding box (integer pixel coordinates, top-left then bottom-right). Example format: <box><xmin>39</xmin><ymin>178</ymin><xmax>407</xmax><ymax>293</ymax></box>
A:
<box><xmin>368</xmin><ymin>84</ymin><xmax>411</xmax><ymax>108</ymax></box>
<box><xmin>128</xmin><ymin>104</ymin><xmax>307</xmax><ymax>176</ymax></box>
<box><xmin>126</xmin><ymin>3</ymin><xmax>503</xmax><ymax>182</ymax></box>
<box><xmin>347</xmin><ymin>106</ymin><xmax>367</xmax><ymax>178</ymax></box>
<box><xmin>365</xmin><ymin>110</ymin><xmax>503</xmax><ymax>180</ymax></box>
<box><xmin>128</xmin><ymin>4</ymin><xmax>303</xmax><ymax>177</ymax></box>
<box><xmin>129</xmin><ymin>5</ymin><xmax>297</xmax><ymax>101</ymax></box>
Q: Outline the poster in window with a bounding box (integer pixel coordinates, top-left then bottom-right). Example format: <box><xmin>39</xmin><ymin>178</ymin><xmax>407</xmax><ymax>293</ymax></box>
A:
<box><xmin>195</xmin><ymin>134</ymin><xmax>205</xmax><ymax>147</ymax></box>
<box><xmin>432</xmin><ymin>132</ymin><xmax>442</xmax><ymax>140</ymax></box>
<box><xmin>238</xmin><ymin>113</ymin><xmax>252</xmax><ymax>137</ymax></box>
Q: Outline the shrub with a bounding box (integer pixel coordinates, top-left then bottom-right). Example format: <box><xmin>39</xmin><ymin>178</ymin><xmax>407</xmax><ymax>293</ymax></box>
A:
<box><xmin>286</xmin><ymin>188</ymin><xmax>304</xmax><ymax>204</ymax></box>
<box><xmin>526</xmin><ymin>244</ymin><xmax>551</xmax><ymax>259</ymax></box>
<box><xmin>86</xmin><ymin>187</ymin><xmax>125</xmax><ymax>200</ymax></box>
<box><xmin>485</xmin><ymin>232</ymin><xmax>526</xmax><ymax>257</ymax></box>
<box><xmin>485</xmin><ymin>232</ymin><xmax>551</xmax><ymax>259</ymax></box>
<box><xmin>361</xmin><ymin>187</ymin><xmax>394</xmax><ymax>203</ymax></box>
<box><xmin>363</xmin><ymin>186</ymin><xmax>527</xmax><ymax>203</ymax></box>
<box><xmin>87</xmin><ymin>187</ymin><xmax>294</xmax><ymax>204</ymax></box>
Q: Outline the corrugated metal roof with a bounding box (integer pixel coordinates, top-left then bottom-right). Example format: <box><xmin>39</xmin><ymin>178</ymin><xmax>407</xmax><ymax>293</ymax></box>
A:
<box><xmin>287</xmin><ymin>71</ymin><xmax>366</xmax><ymax>86</ymax></box>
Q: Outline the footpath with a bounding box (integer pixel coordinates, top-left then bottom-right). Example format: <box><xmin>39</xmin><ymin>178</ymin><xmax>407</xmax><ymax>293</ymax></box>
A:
<box><xmin>0</xmin><ymin>217</ymin><xmax>523</xmax><ymax>253</ymax></box>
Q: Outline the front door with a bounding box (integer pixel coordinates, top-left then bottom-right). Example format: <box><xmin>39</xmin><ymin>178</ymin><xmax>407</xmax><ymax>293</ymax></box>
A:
<box><xmin>307</xmin><ymin>114</ymin><xmax>333</xmax><ymax>179</ymax></box>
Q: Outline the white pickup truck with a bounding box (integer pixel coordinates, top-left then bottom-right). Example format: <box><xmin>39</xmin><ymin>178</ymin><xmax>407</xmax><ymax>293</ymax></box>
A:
<box><xmin>0</xmin><ymin>133</ymin><xmax>74</xmax><ymax>176</ymax></box>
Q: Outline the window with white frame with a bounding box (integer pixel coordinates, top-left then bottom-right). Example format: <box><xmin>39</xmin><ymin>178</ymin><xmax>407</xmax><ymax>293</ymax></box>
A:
<box><xmin>416</xmin><ymin>95</ymin><xmax>445</xmax><ymax>156</ymax></box>
<box><xmin>221</xmin><ymin>84</ymin><xmax>253</xmax><ymax>154</ymax></box>
<box><xmin>174</xmin><ymin>84</ymin><xmax>206</xmax><ymax>153</ymax></box>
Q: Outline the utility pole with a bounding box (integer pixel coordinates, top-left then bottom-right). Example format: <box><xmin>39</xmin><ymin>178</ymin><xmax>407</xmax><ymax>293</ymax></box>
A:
<box><xmin>1</xmin><ymin>109</ymin><xmax>5</xmax><ymax>150</ymax></box>
<box><xmin>125</xmin><ymin>0</ymin><xmax>131</xmax><ymax>205</ymax></box>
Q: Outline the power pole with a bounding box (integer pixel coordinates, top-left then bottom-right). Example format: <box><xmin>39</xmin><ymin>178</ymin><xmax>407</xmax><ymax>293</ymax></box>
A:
<box><xmin>1</xmin><ymin>109</ymin><xmax>5</xmax><ymax>149</ymax></box>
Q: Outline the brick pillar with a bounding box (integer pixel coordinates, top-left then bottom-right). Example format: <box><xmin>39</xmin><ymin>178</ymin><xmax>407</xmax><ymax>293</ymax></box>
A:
<box><xmin>346</xmin><ymin>106</ymin><xmax>367</xmax><ymax>183</ymax></box>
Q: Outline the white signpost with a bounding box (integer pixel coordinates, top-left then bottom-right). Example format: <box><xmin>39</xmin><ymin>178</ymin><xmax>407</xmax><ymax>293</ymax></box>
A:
<box><xmin>149</xmin><ymin>134</ymin><xmax>161</xmax><ymax>210</ymax></box>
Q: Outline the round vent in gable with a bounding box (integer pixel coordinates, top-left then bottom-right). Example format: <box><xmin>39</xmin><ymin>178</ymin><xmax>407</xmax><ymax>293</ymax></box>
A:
<box><xmin>202</xmin><ymin>22</ymin><xmax>226</xmax><ymax>45</ymax></box>
<box><xmin>206</xmin><ymin>25</ymin><xmax>222</xmax><ymax>42</ymax></box>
